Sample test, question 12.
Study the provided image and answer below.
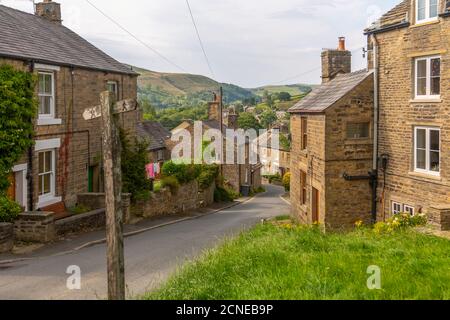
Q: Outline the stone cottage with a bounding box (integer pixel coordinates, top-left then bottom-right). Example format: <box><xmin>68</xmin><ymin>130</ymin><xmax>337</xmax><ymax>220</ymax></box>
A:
<box><xmin>288</xmin><ymin>38</ymin><xmax>375</xmax><ymax>229</ymax></box>
<box><xmin>170</xmin><ymin>94</ymin><xmax>262</xmax><ymax>193</ymax></box>
<box><xmin>365</xmin><ymin>0</ymin><xmax>450</xmax><ymax>230</ymax></box>
<box><xmin>257</xmin><ymin>129</ymin><xmax>291</xmax><ymax>177</ymax></box>
<box><xmin>1</xmin><ymin>1</ymin><xmax>139</xmax><ymax>213</ymax></box>
<box><xmin>137</xmin><ymin>120</ymin><xmax>172</xmax><ymax>164</ymax></box>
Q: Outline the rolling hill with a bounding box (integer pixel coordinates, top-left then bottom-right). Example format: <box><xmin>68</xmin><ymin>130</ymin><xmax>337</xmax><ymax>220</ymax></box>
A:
<box><xmin>135</xmin><ymin>66</ymin><xmax>313</xmax><ymax>110</ymax></box>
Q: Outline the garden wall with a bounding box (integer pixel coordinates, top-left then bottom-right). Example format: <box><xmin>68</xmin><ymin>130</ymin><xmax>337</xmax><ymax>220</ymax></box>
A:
<box><xmin>131</xmin><ymin>181</ymin><xmax>215</xmax><ymax>218</ymax></box>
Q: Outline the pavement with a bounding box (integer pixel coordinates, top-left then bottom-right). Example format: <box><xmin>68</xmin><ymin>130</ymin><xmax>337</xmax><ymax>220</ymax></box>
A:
<box><xmin>0</xmin><ymin>184</ymin><xmax>289</xmax><ymax>300</ymax></box>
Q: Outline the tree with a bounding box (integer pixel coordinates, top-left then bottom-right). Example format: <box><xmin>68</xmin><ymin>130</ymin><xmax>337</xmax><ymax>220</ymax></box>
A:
<box><xmin>139</xmin><ymin>96</ymin><xmax>156</xmax><ymax>120</ymax></box>
<box><xmin>0</xmin><ymin>64</ymin><xmax>37</xmax><ymax>222</ymax></box>
<box><xmin>237</xmin><ymin>112</ymin><xmax>262</xmax><ymax>131</ymax></box>
<box><xmin>278</xmin><ymin>92</ymin><xmax>292</xmax><ymax>102</ymax></box>
<box><xmin>260</xmin><ymin>110</ymin><xmax>277</xmax><ymax>129</ymax></box>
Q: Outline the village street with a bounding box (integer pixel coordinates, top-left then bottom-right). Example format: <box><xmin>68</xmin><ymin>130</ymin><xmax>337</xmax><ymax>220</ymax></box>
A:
<box><xmin>0</xmin><ymin>185</ymin><xmax>289</xmax><ymax>300</ymax></box>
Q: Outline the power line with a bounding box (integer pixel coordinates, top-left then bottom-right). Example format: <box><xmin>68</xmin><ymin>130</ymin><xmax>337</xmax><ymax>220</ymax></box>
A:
<box><xmin>85</xmin><ymin>0</ymin><xmax>187</xmax><ymax>73</ymax></box>
<box><xmin>185</xmin><ymin>0</ymin><xmax>216</xmax><ymax>79</ymax></box>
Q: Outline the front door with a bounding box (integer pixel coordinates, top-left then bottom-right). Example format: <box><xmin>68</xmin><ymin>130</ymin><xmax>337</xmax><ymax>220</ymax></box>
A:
<box><xmin>312</xmin><ymin>187</ymin><xmax>319</xmax><ymax>223</ymax></box>
<box><xmin>6</xmin><ymin>173</ymin><xmax>15</xmax><ymax>200</ymax></box>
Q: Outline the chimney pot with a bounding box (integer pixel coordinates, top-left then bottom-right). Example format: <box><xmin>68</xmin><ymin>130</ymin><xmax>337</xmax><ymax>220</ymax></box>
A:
<box><xmin>338</xmin><ymin>37</ymin><xmax>346</xmax><ymax>51</ymax></box>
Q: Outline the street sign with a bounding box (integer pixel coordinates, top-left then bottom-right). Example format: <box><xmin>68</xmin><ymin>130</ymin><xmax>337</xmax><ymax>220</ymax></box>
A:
<box><xmin>83</xmin><ymin>98</ymin><xmax>137</xmax><ymax>121</ymax></box>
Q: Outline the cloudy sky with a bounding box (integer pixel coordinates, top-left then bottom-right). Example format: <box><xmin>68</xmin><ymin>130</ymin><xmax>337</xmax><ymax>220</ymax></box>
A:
<box><xmin>4</xmin><ymin>0</ymin><xmax>399</xmax><ymax>87</ymax></box>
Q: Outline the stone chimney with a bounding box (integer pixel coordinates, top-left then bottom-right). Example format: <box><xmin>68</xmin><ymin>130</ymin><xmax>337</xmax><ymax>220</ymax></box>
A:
<box><xmin>35</xmin><ymin>0</ymin><xmax>62</xmax><ymax>25</ymax></box>
<box><xmin>223</xmin><ymin>109</ymin><xmax>239</xmax><ymax>130</ymax></box>
<box><xmin>208</xmin><ymin>92</ymin><xmax>221</xmax><ymax>122</ymax></box>
<box><xmin>321</xmin><ymin>37</ymin><xmax>351</xmax><ymax>83</ymax></box>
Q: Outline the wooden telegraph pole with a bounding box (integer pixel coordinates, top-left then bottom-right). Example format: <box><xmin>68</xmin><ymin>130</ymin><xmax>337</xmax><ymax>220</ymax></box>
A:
<box><xmin>100</xmin><ymin>91</ymin><xmax>125</xmax><ymax>300</ymax></box>
<box><xmin>84</xmin><ymin>92</ymin><xmax>136</xmax><ymax>300</ymax></box>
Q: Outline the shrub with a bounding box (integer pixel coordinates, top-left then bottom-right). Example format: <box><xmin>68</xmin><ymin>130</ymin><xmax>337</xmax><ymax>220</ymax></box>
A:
<box><xmin>68</xmin><ymin>204</ymin><xmax>91</xmax><ymax>215</ymax></box>
<box><xmin>197</xmin><ymin>165</ymin><xmax>219</xmax><ymax>190</ymax></box>
<box><xmin>162</xmin><ymin>176</ymin><xmax>180</xmax><ymax>194</ymax></box>
<box><xmin>214</xmin><ymin>186</ymin><xmax>239</xmax><ymax>202</ymax></box>
<box><xmin>253</xmin><ymin>186</ymin><xmax>266</xmax><ymax>194</ymax></box>
<box><xmin>120</xmin><ymin>129</ymin><xmax>152</xmax><ymax>201</ymax></box>
<box><xmin>0</xmin><ymin>195</ymin><xmax>21</xmax><ymax>223</ymax></box>
<box><xmin>373</xmin><ymin>213</ymin><xmax>427</xmax><ymax>234</ymax></box>
<box><xmin>282</xmin><ymin>172</ymin><xmax>291</xmax><ymax>191</ymax></box>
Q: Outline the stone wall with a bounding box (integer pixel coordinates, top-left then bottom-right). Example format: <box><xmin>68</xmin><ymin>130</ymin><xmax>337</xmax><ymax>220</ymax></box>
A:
<box><xmin>14</xmin><ymin>212</ymin><xmax>56</xmax><ymax>243</ymax></box>
<box><xmin>55</xmin><ymin>209</ymin><xmax>106</xmax><ymax>237</ymax></box>
<box><xmin>77</xmin><ymin>193</ymin><xmax>131</xmax><ymax>223</ymax></box>
<box><xmin>427</xmin><ymin>206</ymin><xmax>450</xmax><ymax>231</ymax></box>
<box><xmin>131</xmin><ymin>181</ymin><xmax>215</xmax><ymax>218</ymax></box>
<box><xmin>0</xmin><ymin>223</ymin><xmax>14</xmax><ymax>253</ymax></box>
<box><xmin>373</xmin><ymin>9</ymin><xmax>450</xmax><ymax>221</ymax></box>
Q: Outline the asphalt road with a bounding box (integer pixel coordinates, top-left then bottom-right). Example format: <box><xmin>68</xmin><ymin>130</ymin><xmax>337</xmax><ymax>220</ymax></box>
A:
<box><xmin>0</xmin><ymin>184</ymin><xmax>289</xmax><ymax>300</ymax></box>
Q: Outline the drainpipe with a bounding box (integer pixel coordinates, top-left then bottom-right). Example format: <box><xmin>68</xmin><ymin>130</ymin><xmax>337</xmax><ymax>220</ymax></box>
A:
<box><xmin>28</xmin><ymin>60</ymin><xmax>35</xmax><ymax>211</ymax></box>
<box><xmin>371</xmin><ymin>34</ymin><xmax>380</xmax><ymax>223</ymax></box>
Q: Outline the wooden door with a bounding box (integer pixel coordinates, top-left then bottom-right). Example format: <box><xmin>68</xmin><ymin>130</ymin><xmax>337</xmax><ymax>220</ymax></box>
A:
<box><xmin>6</xmin><ymin>173</ymin><xmax>15</xmax><ymax>200</ymax></box>
<box><xmin>312</xmin><ymin>187</ymin><xmax>319</xmax><ymax>223</ymax></box>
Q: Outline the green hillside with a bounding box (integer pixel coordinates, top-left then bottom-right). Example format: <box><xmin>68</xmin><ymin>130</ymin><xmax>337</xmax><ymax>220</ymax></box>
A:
<box><xmin>251</xmin><ymin>84</ymin><xmax>313</xmax><ymax>97</ymax></box>
<box><xmin>135</xmin><ymin>67</ymin><xmax>257</xmax><ymax>110</ymax></box>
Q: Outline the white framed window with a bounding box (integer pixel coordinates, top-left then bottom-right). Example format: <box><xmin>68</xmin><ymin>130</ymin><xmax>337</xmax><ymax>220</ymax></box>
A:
<box><xmin>38</xmin><ymin>71</ymin><xmax>55</xmax><ymax>118</ymax></box>
<box><xmin>414</xmin><ymin>126</ymin><xmax>440</xmax><ymax>176</ymax></box>
<box><xmin>346</xmin><ymin>122</ymin><xmax>370</xmax><ymax>139</ymax></box>
<box><xmin>415</xmin><ymin>56</ymin><xmax>440</xmax><ymax>99</ymax></box>
<box><xmin>392</xmin><ymin>202</ymin><xmax>403</xmax><ymax>215</ymax></box>
<box><xmin>38</xmin><ymin>150</ymin><xmax>55</xmax><ymax>198</ymax></box>
<box><xmin>404</xmin><ymin>205</ymin><xmax>415</xmax><ymax>216</ymax></box>
<box><xmin>107</xmin><ymin>81</ymin><xmax>119</xmax><ymax>99</ymax></box>
<box><xmin>416</xmin><ymin>0</ymin><xmax>440</xmax><ymax>24</ymax></box>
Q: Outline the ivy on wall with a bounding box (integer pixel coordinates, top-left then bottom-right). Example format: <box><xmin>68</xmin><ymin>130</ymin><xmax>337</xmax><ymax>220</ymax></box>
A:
<box><xmin>0</xmin><ymin>64</ymin><xmax>37</xmax><ymax>221</ymax></box>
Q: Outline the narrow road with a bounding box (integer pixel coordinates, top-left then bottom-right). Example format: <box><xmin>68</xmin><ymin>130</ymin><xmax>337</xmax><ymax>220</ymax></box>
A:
<box><xmin>0</xmin><ymin>185</ymin><xmax>289</xmax><ymax>300</ymax></box>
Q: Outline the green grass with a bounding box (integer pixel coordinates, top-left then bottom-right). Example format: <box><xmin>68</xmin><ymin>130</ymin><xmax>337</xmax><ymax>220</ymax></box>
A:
<box><xmin>144</xmin><ymin>223</ymin><xmax>450</xmax><ymax>300</ymax></box>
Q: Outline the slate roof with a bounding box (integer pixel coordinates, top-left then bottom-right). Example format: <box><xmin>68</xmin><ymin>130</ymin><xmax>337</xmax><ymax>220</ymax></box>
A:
<box><xmin>288</xmin><ymin>70</ymin><xmax>373</xmax><ymax>114</ymax></box>
<box><xmin>0</xmin><ymin>5</ymin><xmax>136</xmax><ymax>75</ymax></box>
<box><xmin>137</xmin><ymin>121</ymin><xmax>172</xmax><ymax>151</ymax></box>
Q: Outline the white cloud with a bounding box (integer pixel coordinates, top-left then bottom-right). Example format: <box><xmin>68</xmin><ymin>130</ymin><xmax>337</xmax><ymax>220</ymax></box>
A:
<box><xmin>3</xmin><ymin>0</ymin><xmax>400</xmax><ymax>87</ymax></box>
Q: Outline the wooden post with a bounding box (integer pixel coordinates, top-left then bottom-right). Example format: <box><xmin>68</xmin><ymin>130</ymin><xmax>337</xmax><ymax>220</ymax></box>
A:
<box><xmin>100</xmin><ymin>91</ymin><xmax>125</xmax><ymax>300</ymax></box>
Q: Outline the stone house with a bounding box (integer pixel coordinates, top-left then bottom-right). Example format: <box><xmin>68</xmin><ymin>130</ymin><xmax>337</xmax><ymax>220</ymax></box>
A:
<box><xmin>1</xmin><ymin>1</ymin><xmax>139</xmax><ymax>213</ymax></box>
<box><xmin>365</xmin><ymin>0</ymin><xmax>450</xmax><ymax>230</ymax></box>
<box><xmin>137</xmin><ymin>120</ymin><xmax>172</xmax><ymax>164</ymax></box>
<box><xmin>257</xmin><ymin>129</ymin><xmax>291</xmax><ymax>177</ymax></box>
<box><xmin>170</xmin><ymin>94</ymin><xmax>262</xmax><ymax>193</ymax></box>
<box><xmin>288</xmin><ymin>38</ymin><xmax>375</xmax><ymax>229</ymax></box>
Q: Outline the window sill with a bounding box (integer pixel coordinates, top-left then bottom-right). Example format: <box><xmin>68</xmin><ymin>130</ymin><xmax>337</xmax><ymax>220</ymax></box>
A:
<box><xmin>37</xmin><ymin>118</ymin><xmax>62</xmax><ymax>126</ymax></box>
<box><xmin>344</xmin><ymin>139</ymin><xmax>373</xmax><ymax>146</ymax></box>
<box><xmin>37</xmin><ymin>195</ymin><xmax>62</xmax><ymax>209</ymax></box>
<box><xmin>410</xmin><ymin>98</ymin><xmax>442</xmax><ymax>104</ymax></box>
<box><xmin>410</xmin><ymin>19</ymin><xmax>440</xmax><ymax>28</ymax></box>
<box><xmin>408</xmin><ymin>171</ymin><xmax>442</xmax><ymax>182</ymax></box>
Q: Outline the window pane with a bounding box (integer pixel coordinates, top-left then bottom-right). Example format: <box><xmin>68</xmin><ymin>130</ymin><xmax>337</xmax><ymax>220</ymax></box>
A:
<box><xmin>38</xmin><ymin>74</ymin><xmax>45</xmax><ymax>93</ymax></box>
<box><xmin>39</xmin><ymin>152</ymin><xmax>44</xmax><ymax>173</ymax></box>
<box><xmin>430</xmin><ymin>151</ymin><xmax>440</xmax><ymax>172</ymax></box>
<box><xmin>416</xmin><ymin>149</ymin><xmax>426</xmax><ymax>169</ymax></box>
<box><xmin>45</xmin><ymin>151</ymin><xmax>52</xmax><ymax>172</ymax></box>
<box><xmin>44</xmin><ymin>74</ymin><xmax>52</xmax><ymax>94</ymax></box>
<box><xmin>43</xmin><ymin>173</ymin><xmax>51</xmax><ymax>194</ymax></box>
<box><xmin>430</xmin><ymin>130</ymin><xmax>440</xmax><ymax>151</ymax></box>
<box><xmin>39</xmin><ymin>96</ymin><xmax>51</xmax><ymax>114</ymax></box>
<box><xmin>430</xmin><ymin>0</ymin><xmax>438</xmax><ymax>18</ymax></box>
<box><xmin>347</xmin><ymin>123</ymin><xmax>369</xmax><ymax>139</ymax></box>
<box><xmin>416</xmin><ymin>129</ymin><xmax>426</xmax><ymax>149</ymax></box>
<box><xmin>417</xmin><ymin>78</ymin><xmax>427</xmax><ymax>96</ymax></box>
<box><xmin>431</xmin><ymin>58</ymin><xmax>440</xmax><ymax>76</ymax></box>
<box><xmin>39</xmin><ymin>175</ymin><xmax>43</xmax><ymax>195</ymax></box>
<box><xmin>431</xmin><ymin>77</ymin><xmax>440</xmax><ymax>95</ymax></box>
<box><xmin>417</xmin><ymin>60</ymin><xmax>427</xmax><ymax>77</ymax></box>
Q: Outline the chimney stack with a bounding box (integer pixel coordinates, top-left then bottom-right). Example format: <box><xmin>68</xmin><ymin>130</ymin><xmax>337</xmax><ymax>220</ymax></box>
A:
<box><xmin>321</xmin><ymin>37</ymin><xmax>351</xmax><ymax>83</ymax></box>
<box><xmin>35</xmin><ymin>0</ymin><xmax>62</xmax><ymax>25</ymax></box>
<box><xmin>208</xmin><ymin>92</ymin><xmax>221</xmax><ymax>122</ymax></box>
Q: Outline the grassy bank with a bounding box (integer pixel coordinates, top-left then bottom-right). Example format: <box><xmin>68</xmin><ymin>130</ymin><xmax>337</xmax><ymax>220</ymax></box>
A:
<box><xmin>144</xmin><ymin>222</ymin><xmax>450</xmax><ymax>300</ymax></box>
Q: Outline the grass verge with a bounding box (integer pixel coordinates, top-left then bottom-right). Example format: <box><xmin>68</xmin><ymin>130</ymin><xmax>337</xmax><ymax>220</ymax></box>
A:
<box><xmin>144</xmin><ymin>222</ymin><xmax>450</xmax><ymax>300</ymax></box>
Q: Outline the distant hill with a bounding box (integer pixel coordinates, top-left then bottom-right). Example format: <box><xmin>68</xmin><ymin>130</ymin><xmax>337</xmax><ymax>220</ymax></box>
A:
<box><xmin>135</xmin><ymin>66</ymin><xmax>257</xmax><ymax>110</ymax></box>
<box><xmin>251</xmin><ymin>84</ymin><xmax>314</xmax><ymax>97</ymax></box>
<box><xmin>135</xmin><ymin>66</ymin><xmax>314</xmax><ymax>110</ymax></box>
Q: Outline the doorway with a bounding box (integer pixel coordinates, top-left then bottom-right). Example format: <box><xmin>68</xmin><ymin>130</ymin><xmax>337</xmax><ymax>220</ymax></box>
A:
<box><xmin>312</xmin><ymin>187</ymin><xmax>319</xmax><ymax>223</ymax></box>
